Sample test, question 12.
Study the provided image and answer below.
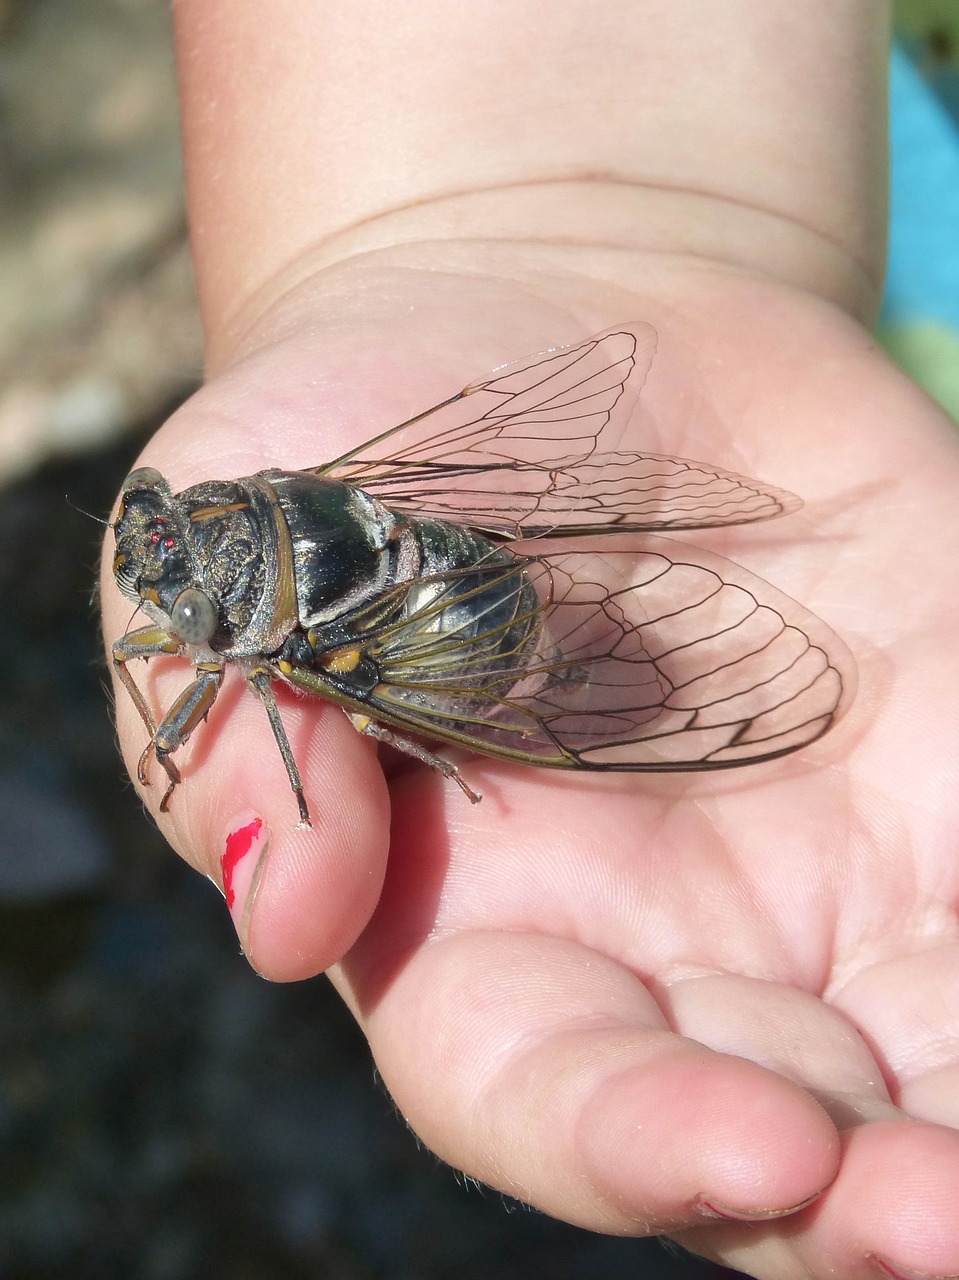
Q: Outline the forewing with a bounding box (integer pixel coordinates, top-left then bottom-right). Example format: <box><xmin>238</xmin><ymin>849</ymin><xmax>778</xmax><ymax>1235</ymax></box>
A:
<box><xmin>321</xmin><ymin>325</ymin><xmax>651</xmax><ymax>475</ymax></box>
<box><xmin>314</xmin><ymin>325</ymin><xmax>798</xmax><ymax>539</ymax></box>
<box><xmin>355</xmin><ymin>539</ymin><xmax>855</xmax><ymax>771</ymax></box>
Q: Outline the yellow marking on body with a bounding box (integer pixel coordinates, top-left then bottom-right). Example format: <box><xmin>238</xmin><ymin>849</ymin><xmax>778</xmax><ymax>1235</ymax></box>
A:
<box><xmin>351</xmin><ymin>715</ymin><xmax>372</xmax><ymax>732</ymax></box>
<box><xmin>188</xmin><ymin>502</ymin><xmax>250</xmax><ymax>522</ymax></box>
<box><xmin>278</xmin><ymin>659</ymin><xmax>293</xmax><ymax>675</ymax></box>
<box><xmin>321</xmin><ymin>647</ymin><xmax>362</xmax><ymax>674</ymax></box>
<box><xmin>142</xmin><ymin>587</ymin><xmax>161</xmax><ymax>606</ymax></box>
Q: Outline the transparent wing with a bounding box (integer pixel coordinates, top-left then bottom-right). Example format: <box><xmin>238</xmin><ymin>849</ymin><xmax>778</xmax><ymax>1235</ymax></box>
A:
<box><xmin>331</xmin><ymin>539</ymin><xmax>854</xmax><ymax>771</ymax></box>
<box><xmin>313</xmin><ymin>325</ymin><xmax>798</xmax><ymax>540</ymax></box>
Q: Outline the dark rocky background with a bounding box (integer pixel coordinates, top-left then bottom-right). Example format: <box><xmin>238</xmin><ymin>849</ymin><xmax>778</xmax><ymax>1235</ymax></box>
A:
<box><xmin>0</xmin><ymin>2</ymin><xmax>953</xmax><ymax>1277</ymax></box>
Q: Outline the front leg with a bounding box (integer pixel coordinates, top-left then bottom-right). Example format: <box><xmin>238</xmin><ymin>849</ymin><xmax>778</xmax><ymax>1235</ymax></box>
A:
<box><xmin>113</xmin><ymin>625</ymin><xmax>184</xmax><ymax>732</ymax></box>
<box><xmin>113</xmin><ymin>626</ymin><xmax>225</xmax><ymax>812</ymax></box>
<box><xmin>113</xmin><ymin>625</ymin><xmax>185</xmax><ymax>794</ymax></box>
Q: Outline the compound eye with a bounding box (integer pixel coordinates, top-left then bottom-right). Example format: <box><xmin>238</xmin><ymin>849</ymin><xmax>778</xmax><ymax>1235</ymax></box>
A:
<box><xmin>171</xmin><ymin>588</ymin><xmax>218</xmax><ymax>645</ymax></box>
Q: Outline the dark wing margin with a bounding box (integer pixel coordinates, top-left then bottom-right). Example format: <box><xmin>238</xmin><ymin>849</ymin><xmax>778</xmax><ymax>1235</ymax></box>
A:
<box><xmin>338</xmin><ymin>538</ymin><xmax>855</xmax><ymax>772</ymax></box>
<box><xmin>312</xmin><ymin>324</ymin><xmax>799</xmax><ymax>540</ymax></box>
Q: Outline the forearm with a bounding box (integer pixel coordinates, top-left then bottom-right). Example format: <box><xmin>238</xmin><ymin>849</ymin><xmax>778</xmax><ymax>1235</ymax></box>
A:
<box><xmin>174</xmin><ymin>0</ymin><xmax>891</xmax><ymax>355</ymax></box>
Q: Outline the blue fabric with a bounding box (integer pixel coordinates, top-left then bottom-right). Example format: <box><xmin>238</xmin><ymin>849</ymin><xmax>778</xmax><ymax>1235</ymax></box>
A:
<box><xmin>879</xmin><ymin>42</ymin><xmax>959</xmax><ymax>420</ymax></box>
<box><xmin>883</xmin><ymin>43</ymin><xmax>959</xmax><ymax>330</ymax></box>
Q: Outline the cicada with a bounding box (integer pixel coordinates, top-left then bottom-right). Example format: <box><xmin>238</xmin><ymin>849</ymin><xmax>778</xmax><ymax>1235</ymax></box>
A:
<box><xmin>111</xmin><ymin>325</ymin><xmax>854</xmax><ymax>825</ymax></box>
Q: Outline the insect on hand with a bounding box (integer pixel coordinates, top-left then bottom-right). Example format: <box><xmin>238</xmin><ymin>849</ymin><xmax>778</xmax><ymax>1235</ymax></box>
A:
<box><xmin>111</xmin><ymin>324</ymin><xmax>855</xmax><ymax>826</ymax></box>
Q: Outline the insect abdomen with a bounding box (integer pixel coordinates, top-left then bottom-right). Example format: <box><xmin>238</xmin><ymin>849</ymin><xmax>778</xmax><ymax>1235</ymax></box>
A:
<box><xmin>389</xmin><ymin>518</ymin><xmax>542</xmax><ymax>690</ymax></box>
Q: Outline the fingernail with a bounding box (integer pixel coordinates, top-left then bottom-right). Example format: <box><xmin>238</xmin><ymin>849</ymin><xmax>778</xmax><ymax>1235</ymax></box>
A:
<box><xmin>870</xmin><ymin>1257</ymin><xmax>959</xmax><ymax>1280</ymax></box>
<box><xmin>695</xmin><ymin>1190</ymin><xmax>821</xmax><ymax>1222</ymax></box>
<box><xmin>221</xmin><ymin>816</ymin><xmax>269</xmax><ymax>954</ymax></box>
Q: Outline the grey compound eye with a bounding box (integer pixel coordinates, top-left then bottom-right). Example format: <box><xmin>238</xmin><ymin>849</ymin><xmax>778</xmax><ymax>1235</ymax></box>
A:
<box><xmin>171</xmin><ymin>588</ymin><xmax>218</xmax><ymax>645</ymax></box>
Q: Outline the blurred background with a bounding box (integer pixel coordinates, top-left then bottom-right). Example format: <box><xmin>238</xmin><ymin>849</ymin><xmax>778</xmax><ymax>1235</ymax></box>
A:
<box><xmin>0</xmin><ymin>2</ymin><xmax>955</xmax><ymax>1277</ymax></box>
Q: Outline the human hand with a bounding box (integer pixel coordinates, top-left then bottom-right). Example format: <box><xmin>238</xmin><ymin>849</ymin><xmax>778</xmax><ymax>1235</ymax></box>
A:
<box><xmin>102</xmin><ymin>257</ymin><xmax>959</xmax><ymax>1275</ymax></box>
<box><xmin>102</xmin><ymin>3</ymin><xmax>959</xmax><ymax>1275</ymax></box>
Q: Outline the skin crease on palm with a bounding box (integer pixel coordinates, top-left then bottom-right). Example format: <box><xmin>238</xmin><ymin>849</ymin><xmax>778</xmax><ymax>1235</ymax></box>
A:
<box><xmin>99</xmin><ymin>2</ymin><xmax>959</xmax><ymax>1277</ymax></box>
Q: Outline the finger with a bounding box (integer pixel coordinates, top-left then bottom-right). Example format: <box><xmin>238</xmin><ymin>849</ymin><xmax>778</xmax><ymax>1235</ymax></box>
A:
<box><xmin>106</xmin><ymin>620</ymin><xmax>392</xmax><ymax>980</ymax></box>
<box><xmin>661</xmin><ymin>963</ymin><xmax>959</xmax><ymax>1130</ymax></box>
<box><xmin>663</xmin><ymin>975</ymin><xmax>959</xmax><ymax>1277</ymax></box>
<box><xmin>829</xmin><ymin>944</ymin><xmax>959</xmax><ymax>1128</ymax></box>
<box><xmin>334</xmin><ymin>929</ymin><xmax>841</xmax><ymax>1235</ymax></box>
<box><xmin>659</xmin><ymin>972</ymin><xmax>896</xmax><ymax>1103</ymax></box>
<box><xmin>806</xmin><ymin>1121</ymin><xmax>959</xmax><ymax>1278</ymax></box>
<box><xmin>681</xmin><ymin>1121</ymin><xmax>959</xmax><ymax>1280</ymax></box>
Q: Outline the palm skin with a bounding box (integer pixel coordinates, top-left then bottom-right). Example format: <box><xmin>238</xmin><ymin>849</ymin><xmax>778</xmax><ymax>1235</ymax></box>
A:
<box><xmin>103</xmin><ymin>254</ymin><xmax>959</xmax><ymax>1279</ymax></box>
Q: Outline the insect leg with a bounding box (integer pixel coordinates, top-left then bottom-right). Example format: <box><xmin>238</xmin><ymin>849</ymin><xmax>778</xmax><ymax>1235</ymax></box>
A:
<box><xmin>348</xmin><ymin>715</ymin><xmax>482</xmax><ymax>804</ymax></box>
<box><xmin>247</xmin><ymin>668</ymin><xmax>312</xmax><ymax>828</ymax></box>
<box><xmin>148</xmin><ymin>663</ymin><xmax>225</xmax><ymax>811</ymax></box>
<box><xmin>112</xmin><ymin>625</ymin><xmax>186</xmax><ymax>794</ymax></box>
<box><xmin>113</xmin><ymin>625</ymin><xmax>182</xmax><ymax>734</ymax></box>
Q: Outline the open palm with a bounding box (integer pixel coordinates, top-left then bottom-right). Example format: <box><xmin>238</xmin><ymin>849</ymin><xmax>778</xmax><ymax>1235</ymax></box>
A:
<box><xmin>103</xmin><ymin>259</ymin><xmax>959</xmax><ymax>1278</ymax></box>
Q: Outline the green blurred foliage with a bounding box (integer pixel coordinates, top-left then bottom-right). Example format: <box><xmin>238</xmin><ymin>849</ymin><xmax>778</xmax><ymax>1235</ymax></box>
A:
<box><xmin>880</xmin><ymin>322</ymin><xmax>959</xmax><ymax>423</ymax></box>
<box><xmin>894</xmin><ymin>0</ymin><xmax>959</xmax><ymax>60</ymax></box>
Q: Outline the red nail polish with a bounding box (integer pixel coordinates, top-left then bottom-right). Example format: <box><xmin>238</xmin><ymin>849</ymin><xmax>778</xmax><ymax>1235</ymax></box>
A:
<box><xmin>221</xmin><ymin>816</ymin><xmax>269</xmax><ymax>948</ymax></box>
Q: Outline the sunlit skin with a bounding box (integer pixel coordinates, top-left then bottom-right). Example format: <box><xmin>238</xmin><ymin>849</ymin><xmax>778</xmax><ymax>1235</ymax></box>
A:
<box><xmin>101</xmin><ymin>2</ymin><xmax>959</xmax><ymax>1276</ymax></box>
